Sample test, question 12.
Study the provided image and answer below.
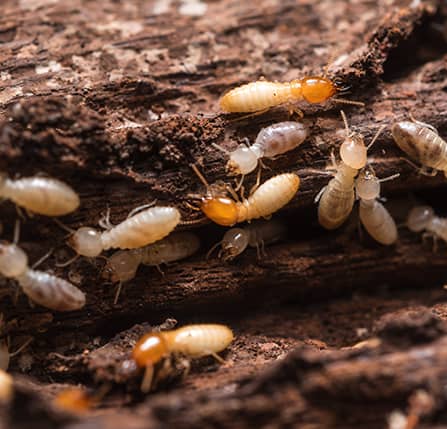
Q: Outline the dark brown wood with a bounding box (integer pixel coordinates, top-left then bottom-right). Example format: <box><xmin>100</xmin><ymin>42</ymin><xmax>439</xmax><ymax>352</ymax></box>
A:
<box><xmin>0</xmin><ymin>0</ymin><xmax>447</xmax><ymax>428</ymax></box>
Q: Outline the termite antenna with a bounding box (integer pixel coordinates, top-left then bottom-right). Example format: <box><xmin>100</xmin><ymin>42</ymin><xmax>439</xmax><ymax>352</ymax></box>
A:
<box><xmin>340</xmin><ymin>110</ymin><xmax>350</xmax><ymax>137</ymax></box>
<box><xmin>53</xmin><ymin>218</ymin><xmax>76</xmax><ymax>235</ymax></box>
<box><xmin>333</xmin><ymin>98</ymin><xmax>365</xmax><ymax>107</ymax></box>
<box><xmin>190</xmin><ymin>164</ymin><xmax>210</xmax><ymax>189</ymax></box>
<box><xmin>408</xmin><ymin>112</ymin><xmax>439</xmax><ymax>134</ymax></box>
<box><xmin>113</xmin><ymin>281</ymin><xmax>123</xmax><ymax>305</ymax></box>
<box><xmin>13</xmin><ymin>219</ymin><xmax>20</xmax><ymax>245</ymax></box>
<box><xmin>378</xmin><ymin>173</ymin><xmax>400</xmax><ymax>183</ymax></box>
<box><xmin>126</xmin><ymin>201</ymin><xmax>158</xmax><ymax>219</ymax></box>
<box><xmin>9</xmin><ymin>337</ymin><xmax>33</xmax><ymax>357</ymax></box>
<box><xmin>206</xmin><ymin>241</ymin><xmax>222</xmax><ymax>259</ymax></box>
<box><xmin>55</xmin><ymin>254</ymin><xmax>80</xmax><ymax>268</ymax></box>
<box><xmin>31</xmin><ymin>248</ymin><xmax>54</xmax><ymax>270</ymax></box>
<box><xmin>211</xmin><ymin>143</ymin><xmax>230</xmax><ymax>155</ymax></box>
<box><xmin>367</xmin><ymin>125</ymin><xmax>387</xmax><ymax>150</ymax></box>
<box><xmin>179</xmin><ymin>218</ymin><xmax>206</xmax><ymax>226</ymax></box>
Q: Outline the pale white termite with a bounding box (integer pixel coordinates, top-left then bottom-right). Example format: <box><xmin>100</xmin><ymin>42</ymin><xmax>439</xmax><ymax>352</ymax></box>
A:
<box><xmin>102</xmin><ymin>231</ymin><xmax>200</xmax><ymax>303</ymax></box>
<box><xmin>210</xmin><ymin>219</ymin><xmax>286</xmax><ymax>261</ymax></box>
<box><xmin>0</xmin><ymin>174</ymin><xmax>79</xmax><ymax>216</ymax></box>
<box><xmin>406</xmin><ymin>205</ymin><xmax>447</xmax><ymax>247</ymax></box>
<box><xmin>391</xmin><ymin>119</ymin><xmax>447</xmax><ymax>176</ymax></box>
<box><xmin>192</xmin><ymin>165</ymin><xmax>300</xmax><ymax>226</ymax></box>
<box><xmin>213</xmin><ymin>122</ymin><xmax>308</xmax><ymax>176</ymax></box>
<box><xmin>0</xmin><ymin>242</ymin><xmax>85</xmax><ymax>311</ymax></box>
<box><xmin>316</xmin><ymin>111</ymin><xmax>384</xmax><ymax>230</ymax></box>
<box><xmin>66</xmin><ymin>206</ymin><xmax>181</xmax><ymax>258</ymax></box>
<box><xmin>355</xmin><ymin>166</ymin><xmax>399</xmax><ymax>245</ymax></box>
<box><xmin>132</xmin><ymin>324</ymin><xmax>234</xmax><ymax>392</ymax></box>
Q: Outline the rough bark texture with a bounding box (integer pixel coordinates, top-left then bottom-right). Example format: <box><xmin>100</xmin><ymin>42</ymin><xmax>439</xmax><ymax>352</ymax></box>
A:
<box><xmin>1</xmin><ymin>0</ymin><xmax>447</xmax><ymax>428</ymax></box>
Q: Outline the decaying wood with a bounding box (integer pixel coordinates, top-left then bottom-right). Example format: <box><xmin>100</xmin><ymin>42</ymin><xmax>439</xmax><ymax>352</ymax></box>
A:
<box><xmin>0</xmin><ymin>0</ymin><xmax>447</xmax><ymax>428</ymax></box>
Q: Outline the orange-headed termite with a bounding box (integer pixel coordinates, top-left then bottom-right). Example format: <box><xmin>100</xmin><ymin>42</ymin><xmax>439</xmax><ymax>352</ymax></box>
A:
<box><xmin>209</xmin><ymin>219</ymin><xmax>286</xmax><ymax>261</ymax></box>
<box><xmin>102</xmin><ymin>231</ymin><xmax>200</xmax><ymax>303</ymax></box>
<box><xmin>406</xmin><ymin>205</ymin><xmax>447</xmax><ymax>249</ymax></box>
<box><xmin>316</xmin><ymin>111</ymin><xmax>385</xmax><ymax>230</ymax></box>
<box><xmin>355</xmin><ymin>166</ymin><xmax>399</xmax><ymax>245</ymax></box>
<box><xmin>220</xmin><ymin>75</ymin><xmax>363</xmax><ymax>113</ymax></box>
<box><xmin>132</xmin><ymin>324</ymin><xmax>234</xmax><ymax>392</ymax></box>
<box><xmin>0</xmin><ymin>369</ymin><xmax>12</xmax><ymax>403</ymax></box>
<box><xmin>213</xmin><ymin>122</ymin><xmax>308</xmax><ymax>176</ymax></box>
<box><xmin>191</xmin><ymin>165</ymin><xmax>299</xmax><ymax>227</ymax></box>
<box><xmin>0</xmin><ymin>174</ymin><xmax>79</xmax><ymax>216</ymax></box>
<box><xmin>62</xmin><ymin>206</ymin><xmax>181</xmax><ymax>259</ymax></box>
<box><xmin>391</xmin><ymin>119</ymin><xmax>447</xmax><ymax>176</ymax></box>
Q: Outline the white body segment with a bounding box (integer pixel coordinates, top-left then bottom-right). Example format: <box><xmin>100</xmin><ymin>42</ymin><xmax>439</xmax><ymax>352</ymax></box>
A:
<box><xmin>392</xmin><ymin>121</ymin><xmax>447</xmax><ymax>174</ymax></box>
<box><xmin>103</xmin><ymin>232</ymin><xmax>200</xmax><ymax>284</ymax></box>
<box><xmin>0</xmin><ymin>176</ymin><xmax>80</xmax><ymax>216</ymax></box>
<box><xmin>407</xmin><ymin>206</ymin><xmax>447</xmax><ymax>243</ymax></box>
<box><xmin>220</xmin><ymin>81</ymin><xmax>294</xmax><ymax>113</ymax></box>
<box><xmin>236</xmin><ymin>173</ymin><xmax>299</xmax><ymax>222</ymax></box>
<box><xmin>0</xmin><ymin>243</ymin><xmax>85</xmax><ymax>312</ymax></box>
<box><xmin>164</xmin><ymin>324</ymin><xmax>234</xmax><ymax>357</ymax></box>
<box><xmin>17</xmin><ymin>270</ymin><xmax>86</xmax><ymax>311</ymax></box>
<box><xmin>318</xmin><ymin>164</ymin><xmax>356</xmax><ymax>230</ymax></box>
<box><xmin>359</xmin><ymin>200</ymin><xmax>398</xmax><ymax>245</ymax></box>
<box><xmin>101</xmin><ymin>207</ymin><xmax>181</xmax><ymax>250</ymax></box>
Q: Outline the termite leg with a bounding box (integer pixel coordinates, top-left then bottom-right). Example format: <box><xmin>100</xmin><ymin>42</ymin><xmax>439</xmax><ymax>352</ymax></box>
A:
<box><xmin>314</xmin><ymin>185</ymin><xmax>327</xmax><ymax>204</ymax></box>
<box><xmin>249</xmin><ymin>168</ymin><xmax>262</xmax><ymax>197</ymax></box>
<box><xmin>113</xmin><ymin>281</ymin><xmax>123</xmax><ymax>305</ymax></box>
<box><xmin>155</xmin><ymin>265</ymin><xmax>165</xmax><ymax>277</ymax></box>
<box><xmin>228</xmin><ymin>108</ymin><xmax>270</xmax><ymax>123</ymax></box>
<box><xmin>206</xmin><ymin>241</ymin><xmax>222</xmax><ymax>260</ymax></box>
<box><xmin>226</xmin><ymin>183</ymin><xmax>241</xmax><ymax>203</ymax></box>
<box><xmin>53</xmin><ymin>218</ymin><xmax>76</xmax><ymax>237</ymax></box>
<box><xmin>126</xmin><ymin>200</ymin><xmax>157</xmax><ymax>219</ymax></box>
<box><xmin>9</xmin><ymin>337</ymin><xmax>33</xmax><ymax>357</ymax></box>
<box><xmin>208</xmin><ymin>351</ymin><xmax>226</xmax><ymax>364</ymax></box>
<box><xmin>260</xmin><ymin>240</ymin><xmax>267</xmax><ymax>257</ymax></box>
<box><xmin>183</xmin><ymin>200</ymin><xmax>202</xmax><ymax>212</ymax></box>
<box><xmin>15</xmin><ymin>206</ymin><xmax>27</xmax><ymax>222</ymax></box>
<box><xmin>140</xmin><ymin>364</ymin><xmax>154</xmax><ymax>393</ymax></box>
<box><xmin>13</xmin><ymin>219</ymin><xmax>21</xmax><ymax>245</ymax></box>
<box><xmin>234</xmin><ymin>175</ymin><xmax>245</xmax><ymax>193</ymax></box>
<box><xmin>55</xmin><ymin>254</ymin><xmax>80</xmax><ymax>268</ymax></box>
<box><xmin>287</xmin><ymin>105</ymin><xmax>304</xmax><ymax>119</ymax></box>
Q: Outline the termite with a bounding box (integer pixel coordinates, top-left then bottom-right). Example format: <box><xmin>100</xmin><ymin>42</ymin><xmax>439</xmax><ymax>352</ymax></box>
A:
<box><xmin>220</xmin><ymin>75</ymin><xmax>363</xmax><ymax>114</ymax></box>
<box><xmin>0</xmin><ymin>174</ymin><xmax>80</xmax><ymax>216</ymax></box>
<box><xmin>391</xmin><ymin>118</ymin><xmax>447</xmax><ymax>176</ymax></box>
<box><xmin>355</xmin><ymin>166</ymin><xmax>399</xmax><ymax>245</ymax></box>
<box><xmin>191</xmin><ymin>165</ymin><xmax>299</xmax><ymax>227</ymax></box>
<box><xmin>0</xmin><ymin>222</ymin><xmax>86</xmax><ymax>311</ymax></box>
<box><xmin>406</xmin><ymin>205</ymin><xmax>447</xmax><ymax>249</ymax></box>
<box><xmin>54</xmin><ymin>388</ymin><xmax>95</xmax><ymax>414</ymax></box>
<box><xmin>102</xmin><ymin>231</ymin><xmax>200</xmax><ymax>303</ymax></box>
<box><xmin>213</xmin><ymin>122</ymin><xmax>308</xmax><ymax>176</ymax></box>
<box><xmin>316</xmin><ymin>111</ymin><xmax>384</xmax><ymax>230</ymax></box>
<box><xmin>60</xmin><ymin>206</ymin><xmax>181</xmax><ymax>260</ymax></box>
<box><xmin>209</xmin><ymin>219</ymin><xmax>286</xmax><ymax>261</ymax></box>
<box><xmin>132</xmin><ymin>324</ymin><xmax>234</xmax><ymax>392</ymax></box>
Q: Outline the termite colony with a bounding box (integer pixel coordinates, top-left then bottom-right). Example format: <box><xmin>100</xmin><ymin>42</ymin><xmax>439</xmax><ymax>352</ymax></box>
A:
<box><xmin>0</xmin><ymin>59</ymin><xmax>446</xmax><ymax>408</ymax></box>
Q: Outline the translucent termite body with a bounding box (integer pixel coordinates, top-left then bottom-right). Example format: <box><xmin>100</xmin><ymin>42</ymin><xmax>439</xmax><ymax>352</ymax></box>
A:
<box><xmin>103</xmin><ymin>231</ymin><xmax>201</xmax><ymax>284</ymax></box>
<box><xmin>0</xmin><ymin>242</ymin><xmax>85</xmax><ymax>311</ymax></box>
<box><xmin>355</xmin><ymin>166</ymin><xmax>398</xmax><ymax>245</ymax></box>
<box><xmin>193</xmin><ymin>166</ymin><xmax>299</xmax><ymax>227</ymax></box>
<box><xmin>391</xmin><ymin>121</ymin><xmax>447</xmax><ymax>176</ymax></box>
<box><xmin>220</xmin><ymin>122</ymin><xmax>308</xmax><ymax>175</ymax></box>
<box><xmin>217</xmin><ymin>219</ymin><xmax>286</xmax><ymax>261</ymax></box>
<box><xmin>69</xmin><ymin>206</ymin><xmax>181</xmax><ymax>257</ymax></box>
<box><xmin>317</xmin><ymin>111</ymin><xmax>381</xmax><ymax>230</ymax></box>
<box><xmin>0</xmin><ymin>174</ymin><xmax>79</xmax><ymax>216</ymax></box>
<box><xmin>132</xmin><ymin>324</ymin><xmax>234</xmax><ymax>392</ymax></box>
<box><xmin>406</xmin><ymin>205</ymin><xmax>447</xmax><ymax>244</ymax></box>
<box><xmin>220</xmin><ymin>76</ymin><xmax>338</xmax><ymax>113</ymax></box>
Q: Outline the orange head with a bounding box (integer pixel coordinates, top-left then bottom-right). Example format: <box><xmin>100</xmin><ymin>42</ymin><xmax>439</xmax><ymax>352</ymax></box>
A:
<box><xmin>132</xmin><ymin>333</ymin><xmax>169</xmax><ymax>368</ymax></box>
<box><xmin>300</xmin><ymin>76</ymin><xmax>337</xmax><ymax>104</ymax></box>
<box><xmin>54</xmin><ymin>388</ymin><xmax>93</xmax><ymax>414</ymax></box>
<box><xmin>201</xmin><ymin>196</ymin><xmax>238</xmax><ymax>226</ymax></box>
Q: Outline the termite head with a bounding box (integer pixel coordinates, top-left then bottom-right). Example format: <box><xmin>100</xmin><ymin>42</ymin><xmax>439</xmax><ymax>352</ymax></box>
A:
<box><xmin>0</xmin><ymin>243</ymin><xmax>28</xmax><ymax>278</ymax></box>
<box><xmin>407</xmin><ymin>206</ymin><xmax>434</xmax><ymax>232</ymax></box>
<box><xmin>300</xmin><ymin>76</ymin><xmax>337</xmax><ymax>104</ymax></box>
<box><xmin>102</xmin><ymin>250</ymin><xmax>142</xmax><ymax>283</ymax></box>
<box><xmin>132</xmin><ymin>332</ymin><xmax>169</xmax><ymax>368</ymax></box>
<box><xmin>227</xmin><ymin>145</ymin><xmax>258</xmax><ymax>176</ymax></box>
<box><xmin>220</xmin><ymin>228</ymin><xmax>249</xmax><ymax>261</ymax></box>
<box><xmin>201</xmin><ymin>196</ymin><xmax>238</xmax><ymax>227</ymax></box>
<box><xmin>54</xmin><ymin>388</ymin><xmax>94</xmax><ymax>414</ymax></box>
<box><xmin>355</xmin><ymin>166</ymin><xmax>380</xmax><ymax>200</ymax></box>
<box><xmin>69</xmin><ymin>227</ymin><xmax>103</xmax><ymax>257</ymax></box>
<box><xmin>340</xmin><ymin>133</ymin><xmax>367</xmax><ymax>170</ymax></box>
<box><xmin>391</xmin><ymin>122</ymin><xmax>421</xmax><ymax>160</ymax></box>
